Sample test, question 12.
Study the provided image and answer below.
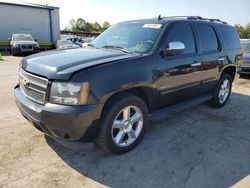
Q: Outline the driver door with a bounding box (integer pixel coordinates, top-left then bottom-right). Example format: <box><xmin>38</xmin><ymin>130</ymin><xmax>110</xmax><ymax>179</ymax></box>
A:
<box><xmin>156</xmin><ymin>22</ymin><xmax>203</xmax><ymax>106</ymax></box>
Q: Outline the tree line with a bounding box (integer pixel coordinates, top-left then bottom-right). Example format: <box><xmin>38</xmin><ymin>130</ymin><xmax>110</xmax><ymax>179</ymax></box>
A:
<box><xmin>234</xmin><ymin>23</ymin><xmax>250</xmax><ymax>39</ymax></box>
<box><xmin>65</xmin><ymin>18</ymin><xmax>250</xmax><ymax>39</ymax></box>
<box><xmin>64</xmin><ymin>18</ymin><xmax>111</xmax><ymax>33</ymax></box>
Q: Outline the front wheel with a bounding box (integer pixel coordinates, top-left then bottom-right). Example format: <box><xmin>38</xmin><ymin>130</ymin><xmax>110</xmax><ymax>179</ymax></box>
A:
<box><xmin>208</xmin><ymin>73</ymin><xmax>233</xmax><ymax>108</ymax></box>
<box><xmin>11</xmin><ymin>47</ymin><xmax>16</xmax><ymax>56</ymax></box>
<box><xmin>95</xmin><ymin>94</ymin><xmax>148</xmax><ymax>154</ymax></box>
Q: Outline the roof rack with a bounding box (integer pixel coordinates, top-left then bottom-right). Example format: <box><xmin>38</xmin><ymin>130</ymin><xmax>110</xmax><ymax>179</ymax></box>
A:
<box><xmin>158</xmin><ymin>15</ymin><xmax>227</xmax><ymax>24</ymax></box>
<box><xmin>190</xmin><ymin>17</ymin><xmax>228</xmax><ymax>24</ymax></box>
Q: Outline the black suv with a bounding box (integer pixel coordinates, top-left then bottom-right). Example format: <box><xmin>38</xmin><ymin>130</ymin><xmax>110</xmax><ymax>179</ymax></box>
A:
<box><xmin>15</xmin><ymin>16</ymin><xmax>242</xmax><ymax>154</ymax></box>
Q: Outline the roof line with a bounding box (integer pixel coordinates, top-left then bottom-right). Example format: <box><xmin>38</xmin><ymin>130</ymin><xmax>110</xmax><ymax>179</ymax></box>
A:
<box><xmin>0</xmin><ymin>1</ymin><xmax>59</xmax><ymax>9</ymax></box>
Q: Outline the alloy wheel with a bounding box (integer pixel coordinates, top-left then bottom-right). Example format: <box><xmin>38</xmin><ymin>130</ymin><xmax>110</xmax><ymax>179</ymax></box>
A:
<box><xmin>111</xmin><ymin>105</ymin><xmax>143</xmax><ymax>147</ymax></box>
<box><xmin>218</xmin><ymin>79</ymin><xmax>230</xmax><ymax>104</ymax></box>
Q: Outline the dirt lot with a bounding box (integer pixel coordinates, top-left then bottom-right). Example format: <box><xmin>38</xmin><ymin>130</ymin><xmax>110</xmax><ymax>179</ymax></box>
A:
<box><xmin>0</xmin><ymin>55</ymin><xmax>250</xmax><ymax>188</ymax></box>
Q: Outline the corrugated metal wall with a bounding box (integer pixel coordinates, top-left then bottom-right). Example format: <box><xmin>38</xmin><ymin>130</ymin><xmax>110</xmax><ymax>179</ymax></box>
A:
<box><xmin>0</xmin><ymin>4</ymin><xmax>60</xmax><ymax>47</ymax></box>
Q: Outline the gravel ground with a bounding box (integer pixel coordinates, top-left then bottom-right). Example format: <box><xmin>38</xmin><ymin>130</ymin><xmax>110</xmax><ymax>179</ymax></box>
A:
<box><xmin>0</xmin><ymin>55</ymin><xmax>250</xmax><ymax>188</ymax></box>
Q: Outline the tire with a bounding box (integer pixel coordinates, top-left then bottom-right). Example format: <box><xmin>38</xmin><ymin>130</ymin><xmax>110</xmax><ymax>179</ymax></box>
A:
<box><xmin>208</xmin><ymin>73</ymin><xmax>233</xmax><ymax>108</ymax></box>
<box><xmin>95</xmin><ymin>93</ymin><xmax>148</xmax><ymax>154</ymax></box>
<box><xmin>11</xmin><ymin>47</ymin><xmax>16</xmax><ymax>56</ymax></box>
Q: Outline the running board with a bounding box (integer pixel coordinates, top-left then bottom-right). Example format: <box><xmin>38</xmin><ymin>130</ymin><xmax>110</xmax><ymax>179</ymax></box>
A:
<box><xmin>149</xmin><ymin>94</ymin><xmax>213</xmax><ymax>121</ymax></box>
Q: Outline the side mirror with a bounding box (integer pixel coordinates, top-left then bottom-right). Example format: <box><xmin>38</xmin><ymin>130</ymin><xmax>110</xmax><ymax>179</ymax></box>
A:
<box><xmin>34</xmin><ymin>39</ymin><xmax>38</xmax><ymax>41</ymax></box>
<box><xmin>162</xmin><ymin>41</ymin><xmax>185</xmax><ymax>57</ymax></box>
<box><xmin>8</xmin><ymin>38</ymin><xmax>11</xmax><ymax>41</ymax></box>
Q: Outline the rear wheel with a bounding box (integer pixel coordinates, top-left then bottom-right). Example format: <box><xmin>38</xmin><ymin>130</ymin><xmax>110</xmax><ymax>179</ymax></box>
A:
<box><xmin>95</xmin><ymin>93</ymin><xmax>148</xmax><ymax>154</ymax></box>
<box><xmin>208</xmin><ymin>73</ymin><xmax>232</xmax><ymax>108</ymax></box>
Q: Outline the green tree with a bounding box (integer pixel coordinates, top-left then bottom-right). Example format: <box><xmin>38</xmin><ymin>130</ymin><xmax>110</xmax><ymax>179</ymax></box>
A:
<box><xmin>246</xmin><ymin>22</ymin><xmax>250</xmax><ymax>38</ymax></box>
<box><xmin>65</xmin><ymin>18</ymin><xmax>111</xmax><ymax>33</ymax></box>
<box><xmin>75</xmin><ymin>18</ymin><xmax>86</xmax><ymax>32</ymax></box>
<box><xmin>92</xmin><ymin>22</ymin><xmax>102</xmax><ymax>32</ymax></box>
<box><xmin>234</xmin><ymin>23</ymin><xmax>250</xmax><ymax>39</ymax></box>
<box><xmin>102</xmin><ymin>22</ymin><xmax>111</xmax><ymax>31</ymax></box>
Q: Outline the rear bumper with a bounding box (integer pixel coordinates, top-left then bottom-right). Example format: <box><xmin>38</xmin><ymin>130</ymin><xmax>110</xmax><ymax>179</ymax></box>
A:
<box><xmin>15</xmin><ymin>86</ymin><xmax>102</xmax><ymax>142</ymax></box>
<box><xmin>238</xmin><ymin>65</ymin><xmax>250</xmax><ymax>74</ymax></box>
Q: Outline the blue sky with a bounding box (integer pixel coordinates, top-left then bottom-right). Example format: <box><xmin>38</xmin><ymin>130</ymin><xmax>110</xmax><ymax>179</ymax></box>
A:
<box><xmin>4</xmin><ymin>0</ymin><xmax>250</xmax><ymax>29</ymax></box>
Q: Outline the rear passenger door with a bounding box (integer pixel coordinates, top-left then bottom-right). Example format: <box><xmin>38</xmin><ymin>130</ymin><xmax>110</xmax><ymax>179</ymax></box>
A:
<box><xmin>196</xmin><ymin>24</ymin><xmax>225</xmax><ymax>92</ymax></box>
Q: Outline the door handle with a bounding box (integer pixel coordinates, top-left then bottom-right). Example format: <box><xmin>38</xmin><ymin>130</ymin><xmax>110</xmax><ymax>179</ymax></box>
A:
<box><xmin>191</xmin><ymin>62</ymin><xmax>201</xmax><ymax>67</ymax></box>
<box><xmin>217</xmin><ymin>57</ymin><xmax>225</xmax><ymax>61</ymax></box>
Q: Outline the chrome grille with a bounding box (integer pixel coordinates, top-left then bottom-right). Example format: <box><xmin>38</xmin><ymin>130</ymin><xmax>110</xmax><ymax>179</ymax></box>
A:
<box><xmin>19</xmin><ymin>68</ymin><xmax>48</xmax><ymax>104</ymax></box>
<box><xmin>21</xmin><ymin>45</ymin><xmax>33</xmax><ymax>51</ymax></box>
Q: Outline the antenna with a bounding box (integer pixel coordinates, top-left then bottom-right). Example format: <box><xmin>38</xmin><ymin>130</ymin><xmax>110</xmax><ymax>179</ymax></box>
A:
<box><xmin>158</xmin><ymin>15</ymin><xmax>162</xmax><ymax>21</ymax></box>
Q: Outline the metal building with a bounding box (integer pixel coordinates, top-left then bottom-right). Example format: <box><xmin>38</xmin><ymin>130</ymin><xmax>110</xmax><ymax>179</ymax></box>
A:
<box><xmin>0</xmin><ymin>2</ymin><xmax>60</xmax><ymax>50</ymax></box>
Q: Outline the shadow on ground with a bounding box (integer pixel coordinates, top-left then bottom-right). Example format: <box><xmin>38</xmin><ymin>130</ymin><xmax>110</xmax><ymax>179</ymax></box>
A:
<box><xmin>46</xmin><ymin>92</ymin><xmax>250</xmax><ymax>188</ymax></box>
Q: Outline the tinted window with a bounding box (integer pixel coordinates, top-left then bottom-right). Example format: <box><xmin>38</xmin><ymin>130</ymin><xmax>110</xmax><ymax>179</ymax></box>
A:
<box><xmin>166</xmin><ymin>24</ymin><xmax>196</xmax><ymax>54</ymax></box>
<box><xmin>219</xmin><ymin>26</ymin><xmax>241</xmax><ymax>50</ymax></box>
<box><xmin>197</xmin><ymin>25</ymin><xmax>219</xmax><ymax>52</ymax></box>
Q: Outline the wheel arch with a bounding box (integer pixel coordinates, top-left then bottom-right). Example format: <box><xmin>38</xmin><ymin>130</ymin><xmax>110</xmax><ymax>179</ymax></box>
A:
<box><xmin>219</xmin><ymin>65</ymin><xmax>236</xmax><ymax>80</ymax></box>
<box><xmin>100</xmin><ymin>86</ymin><xmax>158</xmax><ymax>115</ymax></box>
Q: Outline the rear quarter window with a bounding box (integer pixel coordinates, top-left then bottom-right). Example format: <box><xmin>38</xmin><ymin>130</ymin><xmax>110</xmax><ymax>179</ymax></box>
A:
<box><xmin>197</xmin><ymin>25</ymin><xmax>219</xmax><ymax>53</ymax></box>
<box><xmin>219</xmin><ymin>25</ymin><xmax>241</xmax><ymax>50</ymax></box>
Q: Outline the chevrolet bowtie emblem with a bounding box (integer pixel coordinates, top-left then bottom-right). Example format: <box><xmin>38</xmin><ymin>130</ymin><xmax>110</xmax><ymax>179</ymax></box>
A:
<box><xmin>21</xmin><ymin>79</ymin><xmax>28</xmax><ymax>87</ymax></box>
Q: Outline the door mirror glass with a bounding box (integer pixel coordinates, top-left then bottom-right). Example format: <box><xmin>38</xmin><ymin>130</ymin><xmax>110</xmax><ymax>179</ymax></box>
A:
<box><xmin>163</xmin><ymin>41</ymin><xmax>185</xmax><ymax>57</ymax></box>
<box><xmin>8</xmin><ymin>38</ymin><xmax>11</xmax><ymax>41</ymax></box>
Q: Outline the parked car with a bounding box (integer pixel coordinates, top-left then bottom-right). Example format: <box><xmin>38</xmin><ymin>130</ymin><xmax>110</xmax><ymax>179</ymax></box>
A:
<box><xmin>238</xmin><ymin>39</ymin><xmax>250</xmax><ymax>76</ymax></box>
<box><xmin>9</xmin><ymin>33</ymin><xmax>39</xmax><ymax>56</ymax></box>
<box><xmin>66</xmin><ymin>36</ymin><xmax>83</xmax><ymax>47</ymax></box>
<box><xmin>56</xmin><ymin>40</ymin><xmax>81</xmax><ymax>50</ymax></box>
<box><xmin>15</xmin><ymin>16</ymin><xmax>242</xmax><ymax>154</ymax></box>
<box><xmin>60</xmin><ymin>35</ymin><xmax>83</xmax><ymax>47</ymax></box>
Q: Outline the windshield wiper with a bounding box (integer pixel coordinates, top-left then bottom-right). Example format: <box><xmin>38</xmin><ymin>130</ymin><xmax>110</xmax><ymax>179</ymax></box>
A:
<box><xmin>101</xmin><ymin>45</ymin><xmax>132</xmax><ymax>53</ymax></box>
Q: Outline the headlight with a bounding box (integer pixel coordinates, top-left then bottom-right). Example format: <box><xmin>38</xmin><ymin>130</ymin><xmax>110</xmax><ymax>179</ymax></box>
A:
<box><xmin>13</xmin><ymin>44</ymin><xmax>19</xmax><ymax>48</ymax></box>
<box><xmin>50</xmin><ymin>82</ymin><xmax>89</xmax><ymax>105</ymax></box>
<box><xmin>34</xmin><ymin>44</ymin><xmax>40</xmax><ymax>48</ymax></box>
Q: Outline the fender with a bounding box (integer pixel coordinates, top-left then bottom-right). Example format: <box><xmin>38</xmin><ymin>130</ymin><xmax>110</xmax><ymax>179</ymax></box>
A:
<box><xmin>71</xmin><ymin>54</ymin><xmax>158</xmax><ymax>106</ymax></box>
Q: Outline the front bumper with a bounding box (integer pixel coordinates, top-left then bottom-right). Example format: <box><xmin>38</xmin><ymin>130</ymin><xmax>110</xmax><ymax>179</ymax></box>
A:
<box><xmin>15</xmin><ymin>86</ymin><xmax>101</xmax><ymax>142</ymax></box>
<box><xmin>13</xmin><ymin>46</ymin><xmax>39</xmax><ymax>54</ymax></box>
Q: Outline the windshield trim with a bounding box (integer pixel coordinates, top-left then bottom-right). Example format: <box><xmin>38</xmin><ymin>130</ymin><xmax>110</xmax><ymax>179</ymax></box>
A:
<box><xmin>149</xmin><ymin>23</ymin><xmax>168</xmax><ymax>55</ymax></box>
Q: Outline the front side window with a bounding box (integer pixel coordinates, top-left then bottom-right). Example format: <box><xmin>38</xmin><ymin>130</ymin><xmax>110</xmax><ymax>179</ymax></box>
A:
<box><xmin>197</xmin><ymin>25</ymin><xmax>219</xmax><ymax>52</ymax></box>
<box><xmin>166</xmin><ymin>23</ymin><xmax>196</xmax><ymax>55</ymax></box>
<box><xmin>91</xmin><ymin>22</ymin><xmax>164</xmax><ymax>54</ymax></box>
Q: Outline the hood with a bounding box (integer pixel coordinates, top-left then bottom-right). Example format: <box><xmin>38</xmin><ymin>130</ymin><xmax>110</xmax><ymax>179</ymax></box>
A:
<box><xmin>20</xmin><ymin>48</ymin><xmax>140</xmax><ymax>80</ymax></box>
<box><xmin>12</xmin><ymin>41</ymin><xmax>38</xmax><ymax>45</ymax></box>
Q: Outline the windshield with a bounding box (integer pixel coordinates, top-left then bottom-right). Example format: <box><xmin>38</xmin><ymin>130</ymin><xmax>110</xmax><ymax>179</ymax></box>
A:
<box><xmin>90</xmin><ymin>22</ymin><xmax>164</xmax><ymax>54</ymax></box>
<box><xmin>13</xmin><ymin>35</ymin><xmax>34</xmax><ymax>41</ymax></box>
<box><xmin>242</xmin><ymin>43</ymin><xmax>250</xmax><ymax>52</ymax></box>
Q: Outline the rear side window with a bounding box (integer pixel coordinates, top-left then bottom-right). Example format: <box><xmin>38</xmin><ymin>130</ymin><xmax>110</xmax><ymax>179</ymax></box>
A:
<box><xmin>197</xmin><ymin>25</ymin><xmax>219</xmax><ymax>53</ymax></box>
<box><xmin>219</xmin><ymin>26</ymin><xmax>241</xmax><ymax>50</ymax></box>
<box><xmin>166</xmin><ymin>23</ymin><xmax>196</xmax><ymax>55</ymax></box>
